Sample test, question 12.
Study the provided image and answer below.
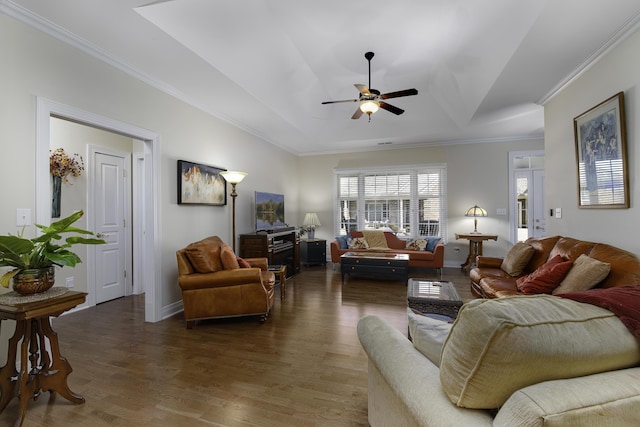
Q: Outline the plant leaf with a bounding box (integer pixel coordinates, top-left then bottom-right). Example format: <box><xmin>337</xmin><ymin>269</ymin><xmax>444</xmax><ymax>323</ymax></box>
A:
<box><xmin>0</xmin><ymin>269</ymin><xmax>19</xmax><ymax>288</ymax></box>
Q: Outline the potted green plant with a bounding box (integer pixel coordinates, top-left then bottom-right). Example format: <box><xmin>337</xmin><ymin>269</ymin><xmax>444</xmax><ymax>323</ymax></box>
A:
<box><xmin>0</xmin><ymin>210</ymin><xmax>105</xmax><ymax>294</ymax></box>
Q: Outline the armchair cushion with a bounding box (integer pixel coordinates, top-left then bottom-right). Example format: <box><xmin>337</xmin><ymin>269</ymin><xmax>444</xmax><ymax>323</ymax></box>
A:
<box><xmin>220</xmin><ymin>245</ymin><xmax>240</xmax><ymax>270</ymax></box>
<box><xmin>185</xmin><ymin>241</ymin><xmax>223</xmax><ymax>273</ymax></box>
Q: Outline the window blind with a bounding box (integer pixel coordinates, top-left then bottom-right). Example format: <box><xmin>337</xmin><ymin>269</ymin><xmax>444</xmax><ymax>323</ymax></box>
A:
<box><xmin>334</xmin><ymin>165</ymin><xmax>447</xmax><ymax>242</ymax></box>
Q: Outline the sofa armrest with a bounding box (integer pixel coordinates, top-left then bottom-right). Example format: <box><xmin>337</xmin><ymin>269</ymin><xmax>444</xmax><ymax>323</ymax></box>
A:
<box><xmin>330</xmin><ymin>240</ymin><xmax>343</xmax><ymax>263</ymax></box>
<box><xmin>432</xmin><ymin>243</ymin><xmax>445</xmax><ymax>266</ymax></box>
<box><xmin>357</xmin><ymin>315</ymin><xmax>493</xmax><ymax>426</ymax></box>
<box><xmin>495</xmin><ymin>367</ymin><xmax>640</xmax><ymax>426</ymax></box>
<box><xmin>245</xmin><ymin>257</ymin><xmax>268</xmax><ymax>271</ymax></box>
<box><xmin>178</xmin><ymin>268</ymin><xmax>262</xmax><ymax>291</ymax></box>
<box><xmin>476</xmin><ymin>256</ymin><xmax>503</xmax><ymax>268</ymax></box>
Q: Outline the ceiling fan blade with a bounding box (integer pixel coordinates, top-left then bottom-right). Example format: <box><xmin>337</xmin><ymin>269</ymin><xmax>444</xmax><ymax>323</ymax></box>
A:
<box><xmin>351</xmin><ymin>108</ymin><xmax>364</xmax><ymax>120</ymax></box>
<box><xmin>379</xmin><ymin>101</ymin><xmax>405</xmax><ymax>115</ymax></box>
<box><xmin>380</xmin><ymin>88</ymin><xmax>418</xmax><ymax>99</ymax></box>
<box><xmin>321</xmin><ymin>99</ymin><xmax>358</xmax><ymax>104</ymax></box>
<box><xmin>354</xmin><ymin>84</ymin><xmax>370</xmax><ymax>96</ymax></box>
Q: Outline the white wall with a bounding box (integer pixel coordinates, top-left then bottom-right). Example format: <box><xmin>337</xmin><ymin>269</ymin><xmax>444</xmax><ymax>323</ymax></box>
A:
<box><xmin>298</xmin><ymin>138</ymin><xmax>544</xmax><ymax>266</ymax></box>
<box><xmin>0</xmin><ymin>14</ymin><xmax>299</xmax><ymax>317</ymax></box>
<box><xmin>545</xmin><ymin>27</ymin><xmax>640</xmax><ymax>254</ymax></box>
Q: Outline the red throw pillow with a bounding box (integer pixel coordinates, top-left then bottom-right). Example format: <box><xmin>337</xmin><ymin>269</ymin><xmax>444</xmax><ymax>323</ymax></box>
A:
<box><xmin>237</xmin><ymin>257</ymin><xmax>251</xmax><ymax>268</ymax></box>
<box><xmin>516</xmin><ymin>255</ymin><xmax>573</xmax><ymax>294</ymax></box>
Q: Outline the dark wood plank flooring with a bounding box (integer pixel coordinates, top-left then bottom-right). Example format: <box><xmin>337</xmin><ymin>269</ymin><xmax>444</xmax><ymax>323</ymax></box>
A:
<box><xmin>0</xmin><ymin>265</ymin><xmax>473</xmax><ymax>427</ymax></box>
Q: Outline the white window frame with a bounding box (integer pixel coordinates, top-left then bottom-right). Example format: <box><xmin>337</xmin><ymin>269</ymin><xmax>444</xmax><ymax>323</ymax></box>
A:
<box><xmin>333</xmin><ymin>164</ymin><xmax>447</xmax><ymax>242</ymax></box>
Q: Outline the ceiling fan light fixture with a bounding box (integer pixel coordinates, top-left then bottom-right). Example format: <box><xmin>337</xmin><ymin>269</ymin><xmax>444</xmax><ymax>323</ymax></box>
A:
<box><xmin>360</xmin><ymin>100</ymin><xmax>380</xmax><ymax>115</ymax></box>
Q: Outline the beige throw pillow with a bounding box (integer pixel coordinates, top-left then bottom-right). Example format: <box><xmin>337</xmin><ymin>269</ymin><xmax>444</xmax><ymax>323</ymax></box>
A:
<box><xmin>500</xmin><ymin>242</ymin><xmax>535</xmax><ymax>276</ymax></box>
<box><xmin>439</xmin><ymin>295</ymin><xmax>640</xmax><ymax>409</ymax></box>
<box><xmin>553</xmin><ymin>254</ymin><xmax>611</xmax><ymax>294</ymax></box>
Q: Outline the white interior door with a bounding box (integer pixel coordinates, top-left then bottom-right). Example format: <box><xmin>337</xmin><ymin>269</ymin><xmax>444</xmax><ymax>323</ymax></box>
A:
<box><xmin>532</xmin><ymin>170</ymin><xmax>546</xmax><ymax>238</ymax></box>
<box><xmin>93</xmin><ymin>150</ymin><xmax>130</xmax><ymax>303</ymax></box>
<box><xmin>509</xmin><ymin>151</ymin><xmax>545</xmax><ymax>243</ymax></box>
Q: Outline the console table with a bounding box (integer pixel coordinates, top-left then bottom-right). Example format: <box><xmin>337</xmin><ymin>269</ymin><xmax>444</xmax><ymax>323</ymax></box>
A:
<box><xmin>456</xmin><ymin>233</ymin><xmax>498</xmax><ymax>272</ymax></box>
<box><xmin>240</xmin><ymin>230</ymin><xmax>301</xmax><ymax>278</ymax></box>
<box><xmin>0</xmin><ymin>289</ymin><xmax>86</xmax><ymax>426</ymax></box>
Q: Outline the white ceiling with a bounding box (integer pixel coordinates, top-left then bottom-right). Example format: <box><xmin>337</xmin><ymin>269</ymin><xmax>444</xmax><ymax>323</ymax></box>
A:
<box><xmin>4</xmin><ymin>0</ymin><xmax>640</xmax><ymax>155</ymax></box>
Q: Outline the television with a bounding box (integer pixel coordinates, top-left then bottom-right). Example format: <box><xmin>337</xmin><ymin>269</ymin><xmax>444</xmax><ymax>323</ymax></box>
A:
<box><xmin>255</xmin><ymin>191</ymin><xmax>286</xmax><ymax>232</ymax></box>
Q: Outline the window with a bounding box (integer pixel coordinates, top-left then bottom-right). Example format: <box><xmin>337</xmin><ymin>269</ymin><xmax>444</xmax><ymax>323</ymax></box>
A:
<box><xmin>334</xmin><ymin>165</ymin><xmax>447</xmax><ymax>242</ymax></box>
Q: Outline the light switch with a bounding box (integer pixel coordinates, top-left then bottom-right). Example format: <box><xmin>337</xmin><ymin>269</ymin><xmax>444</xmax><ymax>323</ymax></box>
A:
<box><xmin>555</xmin><ymin>208</ymin><xmax>562</xmax><ymax>219</ymax></box>
<box><xmin>16</xmin><ymin>208</ymin><xmax>31</xmax><ymax>226</ymax></box>
<box><xmin>496</xmin><ymin>208</ymin><xmax>507</xmax><ymax>216</ymax></box>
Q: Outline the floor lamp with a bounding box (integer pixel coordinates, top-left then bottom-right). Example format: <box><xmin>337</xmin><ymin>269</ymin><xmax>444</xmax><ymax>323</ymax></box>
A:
<box><xmin>220</xmin><ymin>171</ymin><xmax>247</xmax><ymax>252</ymax></box>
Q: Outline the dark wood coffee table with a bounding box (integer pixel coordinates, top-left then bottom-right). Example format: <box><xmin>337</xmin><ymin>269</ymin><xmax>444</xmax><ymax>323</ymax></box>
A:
<box><xmin>340</xmin><ymin>252</ymin><xmax>409</xmax><ymax>283</ymax></box>
<box><xmin>407</xmin><ymin>279</ymin><xmax>463</xmax><ymax>319</ymax></box>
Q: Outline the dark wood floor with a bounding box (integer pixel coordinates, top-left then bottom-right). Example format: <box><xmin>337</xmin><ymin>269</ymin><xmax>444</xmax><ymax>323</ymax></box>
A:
<box><xmin>0</xmin><ymin>265</ymin><xmax>473</xmax><ymax>427</ymax></box>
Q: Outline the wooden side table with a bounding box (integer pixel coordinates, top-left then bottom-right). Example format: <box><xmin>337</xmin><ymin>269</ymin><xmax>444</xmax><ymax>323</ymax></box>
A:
<box><xmin>269</xmin><ymin>265</ymin><xmax>287</xmax><ymax>300</ymax></box>
<box><xmin>455</xmin><ymin>233</ymin><xmax>498</xmax><ymax>272</ymax></box>
<box><xmin>0</xmin><ymin>289</ymin><xmax>87</xmax><ymax>426</ymax></box>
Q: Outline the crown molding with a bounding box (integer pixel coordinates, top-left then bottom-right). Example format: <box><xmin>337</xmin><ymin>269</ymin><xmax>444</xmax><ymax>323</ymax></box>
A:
<box><xmin>0</xmin><ymin>0</ymin><xmax>282</xmax><ymax>151</ymax></box>
<box><xmin>538</xmin><ymin>12</ymin><xmax>640</xmax><ymax>105</ymax></box>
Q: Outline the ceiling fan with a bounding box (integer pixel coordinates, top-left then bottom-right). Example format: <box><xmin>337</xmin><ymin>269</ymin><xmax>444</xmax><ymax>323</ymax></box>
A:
<box><xmin>322</xmin><ymin>51</ymin><xmax>418</xmax><ymax>121</ymax></box>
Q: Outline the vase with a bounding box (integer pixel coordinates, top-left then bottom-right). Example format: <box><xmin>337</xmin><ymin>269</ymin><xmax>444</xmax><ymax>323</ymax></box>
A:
<box><xmin>13</xmin><ymin>267</ymin><xmax>56</xmax><ymax>295</ymax></box>
<box><xmin>52</xmin><ymin>175</ymin><xmax>62</xmax><ymax>218</ymax></box>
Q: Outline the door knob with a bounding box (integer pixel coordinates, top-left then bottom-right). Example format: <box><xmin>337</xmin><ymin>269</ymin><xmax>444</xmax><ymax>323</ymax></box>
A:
<box><xmin>96</xmin><ymin>233</ymin><xmax>105</xmax><ymax>238</ymax></box>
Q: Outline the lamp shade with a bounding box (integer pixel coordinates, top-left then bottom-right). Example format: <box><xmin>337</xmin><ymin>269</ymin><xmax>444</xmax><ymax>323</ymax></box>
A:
<box><xmin>220</xmin><ymin>171</ymin><xmax>247</xmax><ymax>184</ymax></box>
<box><xmin>465</xmin><ymin>205</ymin><xmax>487</xmax><ymax>234</ymax></box>
<box><xmin>464</xmin><ymin>205</ymin><xmax>487</xmax><ymax>217</ymax></box>
<box><xmin>302</xmin><ymin>212</ymin><xmax>321</xmax><ymax>228</ymax></box>
<box><xmin>360</xmin><ymin>100</ymin><xmax>380</xmax><ymax>115</ymax></box>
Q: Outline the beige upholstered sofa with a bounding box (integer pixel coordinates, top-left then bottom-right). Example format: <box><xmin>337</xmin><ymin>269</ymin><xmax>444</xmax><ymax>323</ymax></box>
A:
<box><xmin>358</xmin><ymin>292</ymin><xmax>640</xmax><ymax>426</ymax></box>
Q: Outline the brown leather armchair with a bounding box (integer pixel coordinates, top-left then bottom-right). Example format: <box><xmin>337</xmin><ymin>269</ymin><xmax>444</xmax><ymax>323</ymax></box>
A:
<box><xmin>176</xmin><ymin>236</ymin><xmax>275</xmax><ymax>328</ymax></box>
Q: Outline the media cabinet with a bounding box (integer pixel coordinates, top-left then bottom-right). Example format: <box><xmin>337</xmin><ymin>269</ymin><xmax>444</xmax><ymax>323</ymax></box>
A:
<box><xmin>239</xmin><ymin>230</ymin><xmax>301</xmax><ymax>278</ymax></box>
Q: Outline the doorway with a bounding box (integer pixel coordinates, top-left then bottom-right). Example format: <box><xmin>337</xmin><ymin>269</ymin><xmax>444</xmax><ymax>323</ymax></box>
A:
<box><xmin>36</xmin><ymin>97</ymin><xmax>162</xmax><ymax>323</ymax></box>
<box><xmin>509</xmin><ymin>151</ymin><xmax>545</xmax><ymax>243</ymax></box>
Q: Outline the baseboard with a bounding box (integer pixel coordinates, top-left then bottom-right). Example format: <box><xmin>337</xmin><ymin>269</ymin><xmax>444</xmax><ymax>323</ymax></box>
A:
<box><xmin>162</xmin><ymin>299</ymin><xmax>183</xmax><ymax>320</ymax></box>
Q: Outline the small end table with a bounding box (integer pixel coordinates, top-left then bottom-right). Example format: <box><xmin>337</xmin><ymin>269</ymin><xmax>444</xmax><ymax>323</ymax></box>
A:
<box><xmin>455</xmin><ymin>233</ymin><xmax>498</xmax><ymax>272</ymax></box>
<box><xmin>0</xmin><ymin>289</ymin><xmax>87</xmax><ymax>426</ymax></box>
<box><xmin>268</xmin><ymin>265</ymin><xmax>287</xmax><ymax>300</ymax></box>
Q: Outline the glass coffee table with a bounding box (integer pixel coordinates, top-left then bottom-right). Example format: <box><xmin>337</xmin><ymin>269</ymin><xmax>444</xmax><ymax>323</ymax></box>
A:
<box><xmin>407</xmin><ymin>279</ymin><xmax>463</xmax><ymax>319</ymax></box>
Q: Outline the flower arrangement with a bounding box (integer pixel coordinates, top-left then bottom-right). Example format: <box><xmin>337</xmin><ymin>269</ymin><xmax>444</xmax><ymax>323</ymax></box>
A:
<box><xmin>50</xmin><ymin>148</ymin><xmax>85</xmax><ymax>183</ymax></box>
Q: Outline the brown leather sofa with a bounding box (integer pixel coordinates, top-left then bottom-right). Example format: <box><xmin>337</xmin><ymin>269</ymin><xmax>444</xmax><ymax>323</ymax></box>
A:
<box><xmin>176</xmin><ymin>236</ymin><xmax>275</xmax><ymax>328</ymax></box>
<box><xmin>470</xmin><ymin>235</ymin><xmax>640</xmax><ymax>298</ymax></box>
<box><xmin>330</xmin><ymin>231</ymin><xmax>444</xmax><ymax>273</ymax></box>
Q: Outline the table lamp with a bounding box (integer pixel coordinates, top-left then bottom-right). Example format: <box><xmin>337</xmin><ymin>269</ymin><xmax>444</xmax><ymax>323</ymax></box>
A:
<box><xmin>464</xmin><ymin>205</ymin><xmax>487</xmax><ymax>234</ymax></box>
<box><xmin>302</xmin><ymin>212</ymin><xmax>321</xmax><ymax>239</ymax></box>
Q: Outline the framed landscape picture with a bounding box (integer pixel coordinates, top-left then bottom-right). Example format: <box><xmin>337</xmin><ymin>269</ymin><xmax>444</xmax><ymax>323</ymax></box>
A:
<box><xmin>573</xmin><ymin>92</ymin><xmax>629</xmax><ymax>208</ymax></box>
<box><xmin>177</xmin><ymin>160</ymin><xmax>227</xmax><ymax>205</ymax></box>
